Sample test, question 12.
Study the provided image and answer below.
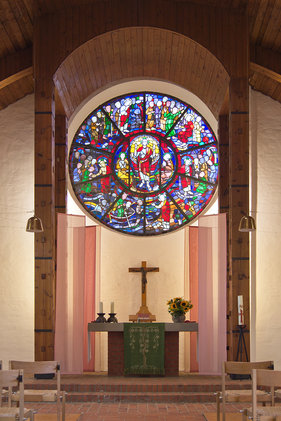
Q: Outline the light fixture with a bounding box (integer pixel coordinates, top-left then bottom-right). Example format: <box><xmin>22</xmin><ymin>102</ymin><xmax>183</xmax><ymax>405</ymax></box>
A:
<box><xmin>238</xmin><ymin>215</ymin><xmax>256</xmax><ymax>232</ymax></box>
<box><xmin>26</xmin><ymin>215</ymin><xmax>44</xmax><ymax>233</ymax></box>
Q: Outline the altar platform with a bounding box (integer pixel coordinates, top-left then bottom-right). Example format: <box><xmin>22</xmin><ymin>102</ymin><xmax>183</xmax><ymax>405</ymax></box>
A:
<box><xmin>22</xmin><ymin>372</ymin><xmax>252</xmax><ymax>403</ymax></box>
<box><xmin>88</xmin><ymin>322</ymin><xmax>198</xmax><ymax>376</ymax></box>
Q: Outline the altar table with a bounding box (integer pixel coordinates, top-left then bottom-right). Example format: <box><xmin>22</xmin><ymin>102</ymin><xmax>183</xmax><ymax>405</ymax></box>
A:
<box><xmin>88</xmin><ymin>322</ymin><xmax>198</xmax><ymax>376</ymax></box>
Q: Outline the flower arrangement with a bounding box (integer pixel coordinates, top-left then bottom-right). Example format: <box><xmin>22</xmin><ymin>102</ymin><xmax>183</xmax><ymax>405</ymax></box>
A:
<box><xmin>167</xmin><ymin>297</ymin><xmax>193</xmax><ymax>316</ymax></box>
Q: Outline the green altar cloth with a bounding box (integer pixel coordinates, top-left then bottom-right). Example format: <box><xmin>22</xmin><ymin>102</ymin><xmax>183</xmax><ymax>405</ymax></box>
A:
<box><xmin>124</xmin><ymin>323</ymin><xmax>165</xmax><ymax>375</ymax></box>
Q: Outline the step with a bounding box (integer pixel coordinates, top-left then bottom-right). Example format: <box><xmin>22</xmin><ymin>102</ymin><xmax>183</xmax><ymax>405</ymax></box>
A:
<box><xmin>25</xmin><ymin>383</ymin><xmax>250</xmax><ymax>393</ymax></box>
<box><xmin>66</xmin><ymin>391</ymin><xmax>217</xmax><ymax>403</ymax></box>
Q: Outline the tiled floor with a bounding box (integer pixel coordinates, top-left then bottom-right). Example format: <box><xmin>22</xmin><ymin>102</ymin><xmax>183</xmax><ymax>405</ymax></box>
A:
<box><xmin>26</xmin><ymin>402</ymin><xmax>250</xmax><ymax>420</ymax></box>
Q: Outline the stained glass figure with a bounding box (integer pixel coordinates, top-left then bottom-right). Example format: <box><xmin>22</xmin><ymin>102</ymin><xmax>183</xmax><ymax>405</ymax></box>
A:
<box><xmin>69</xmin><ymin>92</ymin><xmax>218</xmax><ymax>235</ymax></box>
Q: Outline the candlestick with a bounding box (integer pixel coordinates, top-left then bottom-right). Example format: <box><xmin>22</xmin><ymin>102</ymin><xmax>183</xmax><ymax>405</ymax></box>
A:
<box><xmin>238</xmin><ymin>295</ymin><xmax>244</xmax><ymax>325</ymax></box>
<box><xmin>99</xmin><ymin>301</ymin><xmax>103</xmax><ymax>313</ymax></box>
<box><xmin>110</xmin><ymin>301</ymin><xmax>114</xmax><ymax>313</ymax></box>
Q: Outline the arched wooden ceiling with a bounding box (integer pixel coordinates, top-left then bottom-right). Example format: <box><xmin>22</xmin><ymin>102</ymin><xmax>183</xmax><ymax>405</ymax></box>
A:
<box><xmin>1</xmin><ymin>0</ymin><xmax>281</xmax><ymax>111</ymax></box>
<box><xmin>53</xmin><ymin>27</ymin><xmax>229</xmax><ymax>120</ymax></box>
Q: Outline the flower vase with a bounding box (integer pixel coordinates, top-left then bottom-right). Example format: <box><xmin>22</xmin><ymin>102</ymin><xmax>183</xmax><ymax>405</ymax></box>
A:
<box><xmin>172</xmin><ymin>314</ymin><xmax>186</xmax><ymax>323</ymax></box>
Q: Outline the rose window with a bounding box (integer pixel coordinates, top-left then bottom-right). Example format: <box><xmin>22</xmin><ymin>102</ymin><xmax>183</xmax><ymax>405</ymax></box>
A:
<box><xmin>69</xmin><ymin>92</ymin><xmax>218</xmax><ymax>235</ymax></box>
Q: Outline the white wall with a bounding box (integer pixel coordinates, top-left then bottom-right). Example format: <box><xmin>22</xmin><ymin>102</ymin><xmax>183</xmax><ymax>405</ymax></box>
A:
<box><xmin>250</xmin><ymin>90</ymin><xmax>281</xmax><ymax>368</ymax></box>
<box><xmin>0</xmin><ymin>95</ymin><xmax>34</xmax><ymax>368</ymax></box>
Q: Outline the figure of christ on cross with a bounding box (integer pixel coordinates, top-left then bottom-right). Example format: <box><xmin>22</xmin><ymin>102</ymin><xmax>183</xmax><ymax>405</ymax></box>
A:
<box><xmin>128</xmin><ymin>261</ymin><xmax>159</xmax><ymax>322</ymax></box>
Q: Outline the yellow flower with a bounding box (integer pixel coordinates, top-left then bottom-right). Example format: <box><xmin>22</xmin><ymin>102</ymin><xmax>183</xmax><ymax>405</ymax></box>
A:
<box><xmin>171</xmin><ymin>303</ymin><xmax>177</xmax><ymax>310</ymax></box>
<box><xmin>167</xmin><ymin>299</ymin><xmax>173</xmax><ymax>305</ymax></box>
<box><xmin>181</xmin><ymin>300</ymin><xmax>188</xmax><ymax>307</ymax></box>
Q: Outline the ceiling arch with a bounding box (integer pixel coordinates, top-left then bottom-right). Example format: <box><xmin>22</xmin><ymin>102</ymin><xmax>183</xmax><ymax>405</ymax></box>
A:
<box><xmin>54</xmin><ymin>27</ymin><xmax>230</xmax><ymax>120</ymax></box>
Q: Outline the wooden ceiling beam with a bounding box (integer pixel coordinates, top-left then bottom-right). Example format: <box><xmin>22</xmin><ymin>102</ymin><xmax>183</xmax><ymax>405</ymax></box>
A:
<box><xmin>250</xmin><ymin>44</ymin><xmax>281</xmax><ymax>78</ymax></box>
<box><xmin>0</xmin><ymin>47</ymin><xmax>32</xmax><ymax>88</ymax></box>
<box><xmin>250</xmin><ymin>62</ymin><xmax>281</xmax><ymax>84</ymax></box>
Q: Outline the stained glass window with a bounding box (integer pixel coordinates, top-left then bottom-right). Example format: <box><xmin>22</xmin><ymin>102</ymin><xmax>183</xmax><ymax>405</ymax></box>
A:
<box><xmin>69</xmin><ymin>92</ymin><xmax>218</xmax><ymax>235</ymax></box>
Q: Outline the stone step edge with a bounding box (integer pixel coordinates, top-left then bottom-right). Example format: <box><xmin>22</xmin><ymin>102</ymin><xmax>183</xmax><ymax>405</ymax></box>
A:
<box><xmin>25</xmin><ymin>384</ymin><xmax>249</xmax><ymax>392</ymax></box>
<box><xmin>68</xmin><ymin>391</ymin><xmax>214</xmax><ymax>395</ymax></box>
<box><xmin>67</xmin><ymin>391</ymin><xmax>217</xmax><ymax>402</ymax></box>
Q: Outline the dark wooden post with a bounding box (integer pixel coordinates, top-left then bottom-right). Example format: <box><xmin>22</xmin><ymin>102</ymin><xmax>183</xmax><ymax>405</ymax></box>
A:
<box><xmin>55</xmin><ymin>113</ymin><xmax>68</xmax><ymax>217</ymax></box>
<box><xmin>228</xmin><ymin>75</ymin><xmax>250</xmax><ymax>360</ymax></box>
<box><xmin>34</xmin><ymin>76</ymin><xmax>56</xmax><ymax>360</ymax></box>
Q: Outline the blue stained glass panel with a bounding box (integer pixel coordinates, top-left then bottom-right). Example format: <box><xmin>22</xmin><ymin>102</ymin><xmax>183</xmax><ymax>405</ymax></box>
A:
<box><xmin>69</xmin><ymin>148</ymin><xmax>113</xmax><ymax>186</ymax></box>
<box><xmin>178</xmin><ymin>145</ymin><xmax>218</xmax><ymax>184</ymax></box>
<box><xmin>167</xmin><ymin>108</ymin><xmax>216</xmax><ymax>151</ymax></box>
<box><xmin>145</xmin><ymin>93</ymin><xmax>186</xmax><ymax>136</ymax></box>
<box><xmin>76</xmin><ymin>177</ymin><xmax>120</xmax><ymax>219</ymax></box>
<box><xmin>73</xmin><ymin>109</ymin><xmax>119</xmax><ymax>152</ymax></box>
<box><xmin>103</xmin><ymin>94</ymin><xmax>144</xmax><ymax>135</ymax></box>
<box><xmin>168</xmin><ymin>178</ymin><xmax>215</xmax><ymax>219</ymax></box>
<box><xmin>103</xmin><ymin>194</ymin><xmax>145</xmax><ymax>234</ymax></box>
<box><xmin>145</xmin><ymin>193</ymin><xmax>187</xmax><ymax>234</ymax></box>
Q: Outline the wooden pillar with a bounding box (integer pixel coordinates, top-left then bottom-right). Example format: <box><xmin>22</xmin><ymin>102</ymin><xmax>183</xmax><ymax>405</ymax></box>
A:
<box><xmin>218</xmin><ymin>113</ymin><xmax>231</xmax><ymax>358</ymax></box>
<box><xmin>55</xmin><ymin>113</ymin><xmax>68</xmax><ymax>217</ymax></box>
<box><xmin>34</xmin><ymin>78</ymin><xmax>56</xmax><ymax>360</ymax></box>
<box><xmin>228</xmin><ymin>76</ymin><xmax>250</xmax><ymax>360</ymax></box>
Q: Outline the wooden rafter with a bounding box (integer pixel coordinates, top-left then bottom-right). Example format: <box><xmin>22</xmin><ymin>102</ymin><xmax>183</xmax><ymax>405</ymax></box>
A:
<box><xmin>0</xmin><ymin>47</ymin><xmax>33</xmax><ymax>89</ymax></box>
<box><xmin>0</xmin><ymin>67</ymin><xmax>32</xmax><ymax>90</ymax></box>
<box><xmin>250</xmin><ymin>45</ymin><xmax>281</xmax><ymax>79</ymax></box>
<box><xmin>250</xmin><ymin>62</ymin><xmax>281</xmax><ymax>84</ymax></box>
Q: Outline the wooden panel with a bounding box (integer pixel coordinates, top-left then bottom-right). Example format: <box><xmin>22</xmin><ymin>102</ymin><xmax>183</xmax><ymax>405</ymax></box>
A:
<box><xmin>55</xmin><ymin>114</ymin><xmax>67</xmax><ymax>211</ymax></box>
<box><xmin>34</xmin><ymin>63</ymin><xmax>56</xmax><ymax>359</ymax></box>
<box><xmin>251</xmin><ymin>62</ymin><xmax>281</xmax><ymax>84</ymax></box>
<box><xmin>0</xmin><ymin>74</ymin><xmax>33</xmax><ymax>110</ymax></box>
<box><xmin>54</xmin><ymin>27</ymin><xmax>229</xmax><ymax>120</ymax></box>
<box><xmin>10</xmin><ymin>360</ymin><xmax>58</xmax><ymax>373</ymax></box>
<box><xmin>35</xmin><ymin>259</ymin><xmax>55</xmax><ymax>330</ymax></box>
<box><xmin>0</xmin><ymin>0</ymin><xmax>281</xmax><ymax>108</ymax></box>
<box><xmin>218</xmin><ymin>114</ymin><xmax>231</xmax><ymax>358</ymax></box>
<box><xmin>228</xmin><ymin>74</ymin><xmax>250</xmax><ymax>361</ymax></box>
<box><xmin>251</xmin><ymin>45</ymin><xmax>281</xmax><ymax>76</ymax></box>
<box><xmin>0</xmin><ymin>47</ymin><xmax>32</xmax><ymax>81</ymax></box>
<box><xmin>0</xmin><ymin>0</ymin><xmax>32</xmax><ymax>56</ymax></box>
<box><xmin>218</xmin><ymin>115</ymin><xmax>229</xmax><ymax>213</ymax></box>
<box><xmin>34</xmin><ymin>332</ymin><xmax>55</xmax><ymax>361</ymax></box>
<box><xmin>0</xmin><ymin>66</ymin><xmax>32</xmax><ymax>89</ymax></box>
<box><xmin>0</xmin><ymin>0</ymin><xmax>281</xmax><ymax>111</ymax></box>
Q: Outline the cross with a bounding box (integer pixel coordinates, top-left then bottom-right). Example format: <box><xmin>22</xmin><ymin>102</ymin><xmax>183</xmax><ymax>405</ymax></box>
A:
<box><xmin>129</xmin><ymin>261</ymin><xmax>159</xmax><ymax>306</ymax></box>
<box><xmin>128</xmin><ymin>261</ymin><xmax>159</xmax><ymax>322</ymax></box>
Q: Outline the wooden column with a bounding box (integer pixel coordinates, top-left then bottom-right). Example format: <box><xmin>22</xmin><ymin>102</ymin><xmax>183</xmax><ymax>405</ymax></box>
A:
<box><xmin>55</xmin><ymin>113</ymin><xmax>68</xmax><ymax>217</ymax></box>
<box><xmin>34</xmin><ymin>78</ymin><xmax>56</xmax><ymax>360</ymax></box>
<box><xmin>218</xmin><ymin>113</ymin><xmax>231</xmax><ymax>358</ymax></box>
<box><xmin>228</xmin><ymin>76</ymin><xmax>250</xmax><ymax>360</ymax></box>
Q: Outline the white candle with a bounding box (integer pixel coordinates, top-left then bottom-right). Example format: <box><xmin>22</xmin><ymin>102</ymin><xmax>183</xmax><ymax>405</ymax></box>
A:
<box><xmin>110</xmin><ymin>301</ymin><xmax>114</xmax><ymax>313</ymax></box>
<box><xmin>99</xmin><ymin>301</ymin><xmax>103</xmax><ymax>313</ymax></box>
<box><xmin>238</xmin><ymin>295</ymin><xmax>244</xmax><ymax>325</ymax></box>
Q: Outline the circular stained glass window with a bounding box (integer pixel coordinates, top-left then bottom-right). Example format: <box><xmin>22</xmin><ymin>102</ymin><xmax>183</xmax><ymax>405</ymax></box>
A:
<box><xmin>69</xmin><ymin>92</ymin><xmax>218</xmax><ymax>235</ymax></box>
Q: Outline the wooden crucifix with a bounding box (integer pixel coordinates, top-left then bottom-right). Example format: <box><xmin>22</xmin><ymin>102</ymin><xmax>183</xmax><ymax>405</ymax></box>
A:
<box><xmin>128</xmin><ymin>261</ymin><xmax>159</xmax><ymax>322</ymax></box>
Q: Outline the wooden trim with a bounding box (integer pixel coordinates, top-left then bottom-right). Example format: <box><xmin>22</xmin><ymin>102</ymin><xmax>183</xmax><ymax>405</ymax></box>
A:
<box><xmin>0</xmin><ymin>47</ymin><xmax>32</xmax><ymax>84</ymax></box>
<box><xmin>250</xmin><ymin>44</ymin><xmax>281</xmax><ymax>77</ymax></box>
<box><xmin>0</xmin><ymin>67</ymin><xmax>32</xmax><ymax>89</ymax></box>
<box><xmin>250</xmin><ymin>62</ymin><xmax>281</xmax><ymax>84</ymax></box>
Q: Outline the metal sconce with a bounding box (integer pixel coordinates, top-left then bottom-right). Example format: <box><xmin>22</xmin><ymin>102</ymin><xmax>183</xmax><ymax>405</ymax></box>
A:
<box><xmin>26</xmin><ymin>215</ymin><xmax>44</xmax><ymax>233</ymax></box>
<box><xmin>238</xmin><ymin>215</ymin><xmax>256</xmax><ymax>232</ymax></box>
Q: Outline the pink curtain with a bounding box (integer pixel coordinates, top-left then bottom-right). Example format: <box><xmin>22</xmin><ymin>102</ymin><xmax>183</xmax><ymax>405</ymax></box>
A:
<box><xmin>189</xmin><ymin>227</ymin><xmax>199</xmax><ymax>372</ymax></box>
<box><xmin>55</xmin><ymin>214</ymin><xmax>96</xmax><ymax>374</ymax></box>
<box><xmin>83</xmin><ymin>226</ymin><xmax>96</xmax><ymax>372</ymax></box>
<box><xmin>197</xmin><ymin>213</ymin><xmax>227</xmax><ymax>374</ymax></box>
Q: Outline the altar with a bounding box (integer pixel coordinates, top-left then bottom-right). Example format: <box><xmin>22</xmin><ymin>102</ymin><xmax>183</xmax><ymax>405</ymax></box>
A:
<box><xmin>88</xmin><ymin>322</ymin><xmax>198</xmax><ymax>376</ymax></box>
